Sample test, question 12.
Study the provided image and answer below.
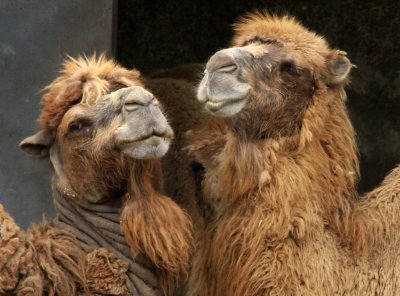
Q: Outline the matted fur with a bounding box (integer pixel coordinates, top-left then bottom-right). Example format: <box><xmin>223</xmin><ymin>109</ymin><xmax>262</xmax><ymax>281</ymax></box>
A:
<box><xmin>85</xmin><ymin>248</ymin><xmax>130</xmax><ymax>295</ymax></box>
<box><xmin>0</xmin><ymin>204</ymin><xmax>23</xmax><ymax>293</ymax></box>
<box><xmin>186</xmin><ymin>12</ymin><xmax>400</xmax><ymax>296</ymax></box>
<box><xmin>18</xmin><ymin>221</ymin><xmax>86</xmax><ymax>296</ymax></box>
<box><xmin>0</xmin><ymin>204</ymin><xmax>144</xmax><ymax>295</ymax></box>
<box><xmin>0</xmin><ymin>206</ymin><xmax>86</xmax><ymax>295</ymax></box>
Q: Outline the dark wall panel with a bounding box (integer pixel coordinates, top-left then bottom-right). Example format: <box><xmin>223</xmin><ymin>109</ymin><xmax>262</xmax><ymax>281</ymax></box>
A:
<box><xmin>0</xmin><ymin>0</ymin><xmax>114</xmax><ymax>229</ymax></box>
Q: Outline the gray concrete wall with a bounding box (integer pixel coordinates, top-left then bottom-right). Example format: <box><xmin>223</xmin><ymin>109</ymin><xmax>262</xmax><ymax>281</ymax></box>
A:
<box><xmin>0</xmin><ymin>0</ymin><xmax>115</xmax><ymax>229</ymax></box>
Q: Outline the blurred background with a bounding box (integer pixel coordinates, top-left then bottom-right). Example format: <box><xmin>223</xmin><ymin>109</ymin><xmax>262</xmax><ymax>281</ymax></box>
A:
<box><xmin>1</xmin><ymin>0</ymin><xmax>399</xmax><ymax>228</ymax></box>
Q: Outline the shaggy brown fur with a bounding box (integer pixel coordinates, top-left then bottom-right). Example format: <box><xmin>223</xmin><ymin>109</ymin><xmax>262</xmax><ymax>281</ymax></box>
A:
<box><xmin>0</xmin><ymin>204</ymin><xmax>137</xmax><ymax>295</ymax></box>
<box><xmin>121</xmin><ymin>160</ymin><xmax>193</xmax><ymax>293</ymax></box>
<box><xmin>0</xmin><ymin>204</ymin><xmax>23</xmax><ymax>293</ymax></box>
<box><xmin>186</xmin><ymin>13</ymin><xmax>400</xmax><ymax>295</ymax></box>
<box><xmin>2</xmin><ymin>55</ymin><xmax>193</xmax><ymax>295</ymax></box>
<box><xmin>0</xmin><ymin>204</ymin><xmax>86</xmax><ymax>295</ymax></box>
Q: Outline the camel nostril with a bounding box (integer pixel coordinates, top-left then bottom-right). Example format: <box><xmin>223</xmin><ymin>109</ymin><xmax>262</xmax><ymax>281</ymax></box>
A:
<box><xmin>124</xmin><ymin>90</ymin><xmax>155</xmax><ymax>112</ymax></box>
<box><xmin>216</xmin><ymin>63</ymin><xmax>238</xmax><ymax>73</ymax></box>
<box><xmin>206</xmin><ymin>48</ymin><xmax>242</xmax><ymax>74</ymax></box>
<box><xmin>124</xmin><ymin>101</ymin><xmax>142</xmax><ymax>112</ymax></box>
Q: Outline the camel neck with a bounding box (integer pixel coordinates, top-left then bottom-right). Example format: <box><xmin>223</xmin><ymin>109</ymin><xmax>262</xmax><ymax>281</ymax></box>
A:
<box><xmin>51</xmin><ymin>181</ymin><xmax>162</xmax><ymax>296</ymax></box>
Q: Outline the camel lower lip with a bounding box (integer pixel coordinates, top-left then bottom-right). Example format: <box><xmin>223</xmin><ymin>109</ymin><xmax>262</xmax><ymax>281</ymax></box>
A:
<box><xmin>205</xmin><ymin>98</ymin><xmax>246</xmax><ymax>112</ymax></box>
<box><xmin>120</xmin><ymin>135</ymin><xmax>171</xmax><ymax>146</ymax></box>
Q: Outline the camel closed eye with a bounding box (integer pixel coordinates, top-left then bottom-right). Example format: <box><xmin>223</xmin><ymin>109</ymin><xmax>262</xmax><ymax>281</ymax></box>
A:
<box><xmin>279</xmin><ymin>61</ymin><xmax>300</xmax><ymax>76</ymax></box>
<box><xmin>68</xmin><ymin>119</ymin><xmax>92</xmax><ymax>136</ymax></box>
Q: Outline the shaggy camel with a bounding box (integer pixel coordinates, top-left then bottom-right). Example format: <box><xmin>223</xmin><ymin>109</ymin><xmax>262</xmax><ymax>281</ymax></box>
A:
<box><xmin>0</xmin><ymin>55</ymin><xmax>192</xmax><ymax>295</ymax></box>
<box><xmin>186</xmin><ymin>13</ymin><xmax>400</xmax><ymax>296</ymax></box>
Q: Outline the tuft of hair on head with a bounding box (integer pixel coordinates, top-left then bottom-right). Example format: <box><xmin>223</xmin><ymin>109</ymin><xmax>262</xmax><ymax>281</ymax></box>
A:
<box><xmin>37</xmin><ymin>53</ymin><xmax>142</xmax><ymax>132</ymax></box>
<box><xmin>232</xmin><ymin>10</ymin><xmax>326</xmax><ymax>45</ymax></box>
<box><xmin>232</xmin><ymin>11</ymin><xmax>330</xmax><ymax>71</ymax></box>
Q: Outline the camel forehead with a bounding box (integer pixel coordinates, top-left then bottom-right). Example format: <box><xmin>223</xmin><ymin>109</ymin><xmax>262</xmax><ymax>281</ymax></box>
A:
<box><xmin>38</xmin><ymin>55</ymin><xmax>142</xmax><ymax>131</ymax></box>
<box><xmin>240</xmin><ymin>41</ymin><xmax>307</xmax><ymax>65</ymax></box>
<box><xmin>232</xmin><ymin>13</ymin><xmax>330</xmax><ymax>69</ymax></box>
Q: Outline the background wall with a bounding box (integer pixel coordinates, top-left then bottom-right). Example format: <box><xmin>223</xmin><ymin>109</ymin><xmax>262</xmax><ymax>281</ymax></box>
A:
<box><xmin>0</xmin><ymin>0</ymin><xmax>115</xmax><ymax>228</ymax></box>
<box><xmin>117</xmin><ymin>0</ymin><xmax>400</xmax><ymax>193</ymax></box>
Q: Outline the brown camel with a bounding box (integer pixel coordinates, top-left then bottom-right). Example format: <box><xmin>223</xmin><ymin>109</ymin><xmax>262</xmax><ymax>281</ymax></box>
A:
<box><xmin>0</xmin><ymin>55</ymin><xmax>192</xmax><ymax>295</ymax></box>
<box><xmin>186</xmin><ymin>13</ymin><xmax>400</xmax><ymax>296</ymax></box>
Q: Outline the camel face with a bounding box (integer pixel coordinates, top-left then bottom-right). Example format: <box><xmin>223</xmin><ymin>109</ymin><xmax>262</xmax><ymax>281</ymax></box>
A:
<box><xmin>20</xmin><ymin>56</ymin><xmax>174</xmax><ymax>202</ymax></box>
<box><xmin>56</xmin><ymin>86</ymin><xmax>172</xmax><ymax>162</ymax></box>
<box><xmin>99</xmin><ymin>86</ymin><xmax>173</xmax><ymax>160</ymax></box>
<box><xmin>198</xmin><ymin>40</ymin><xmax>330</xmax><ymax>139</ymax></box>
<box><xmin>198</xmin><ymin>40</ymin><xmax>313</xmax><ymax>117</ymax></box>
<box><xmin>52</xmin><ymin>86</ymin><xmax>172</xmax><ymax>201</ymax></box>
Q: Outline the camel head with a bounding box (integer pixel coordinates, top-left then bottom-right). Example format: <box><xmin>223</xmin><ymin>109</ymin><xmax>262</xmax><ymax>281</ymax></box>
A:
<box><xmin>19</xmin><ymin>55</ymin><xmax>192</xmax><ymax>295</ymax></box>
<box><xmin>20</xmin><ymin>55</ymin><xmax>173</xmax><ymax>202</ymax></box>
<box><xmin>198</xmin><ymin>12</ymin><xmax>354</xmax><ymax>139</ymax></box>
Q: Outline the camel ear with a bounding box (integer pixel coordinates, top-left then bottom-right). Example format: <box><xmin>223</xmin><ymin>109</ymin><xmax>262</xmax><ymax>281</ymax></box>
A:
<box><xmin>326</xmin><ymin>50</ymin><xmax>354</xmax><ymax>86</ymax></box>
<box><xmin>20</xmin><ymin>129</ymin><xmax>53</xmax><ymax>158</ymax></box>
